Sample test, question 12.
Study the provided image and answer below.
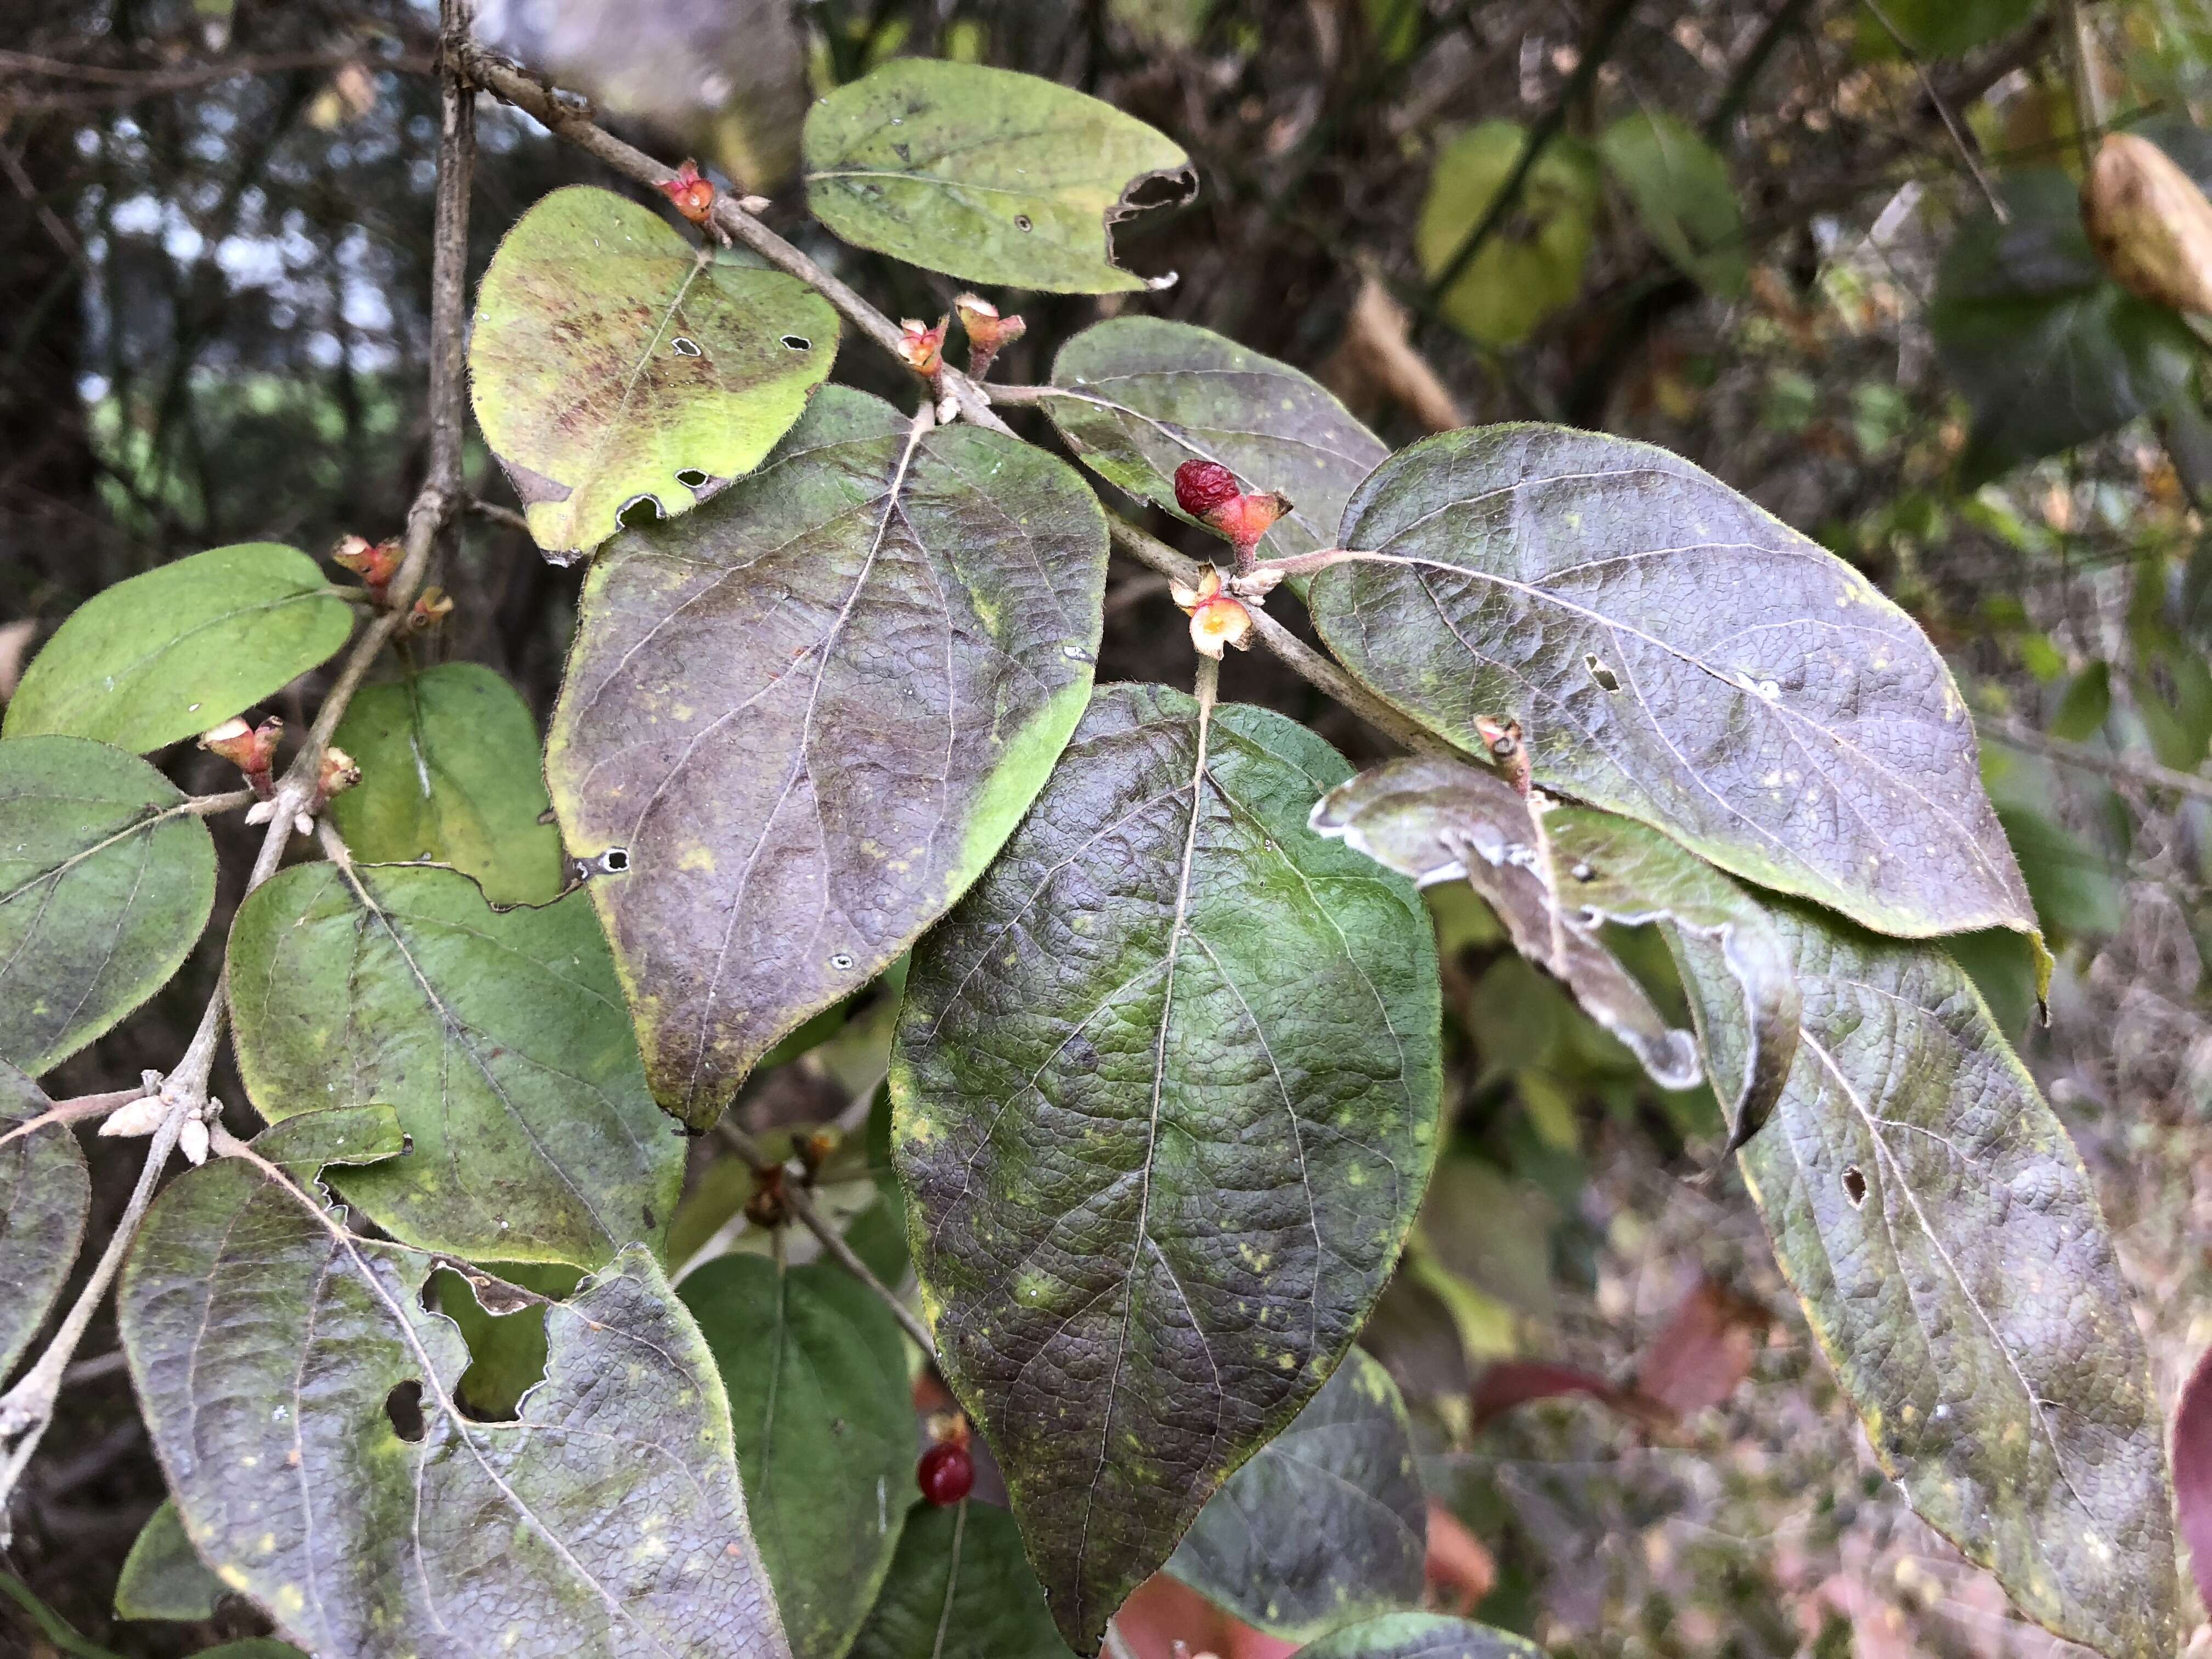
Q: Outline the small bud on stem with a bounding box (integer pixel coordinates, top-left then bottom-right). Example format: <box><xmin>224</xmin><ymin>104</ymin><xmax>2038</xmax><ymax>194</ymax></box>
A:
<box><xmin>200</xmin><ymin>715</ymin><xmax>283</xmax><ymax>798</ymax></box>
<box><xmin>405</xmin><ymin>586</ymin><xmax>454</xmax><ymax>634</ymax></box>
<box><xmin>333</xmin><ymin>534</ymin><xmax>403</xmax><ymax>605</ymax></box>
<box><xmin>953</xmin><ymin>294</ymin><xmax>1026</xmax><ymax>381</ymax></box>
<box><xmin>1473</xmin><ymin>715</ymin><xmax>1530</xmax><ymax>795</ymax></box>
<box><xmin>657</xmin><ymin>160</ymin><xmax>718</xmax><ymax>227</ymax></box>
<box><xmin>1169</xmin><ymin>565</ymin><xmax>1255</xmax><ymax>660</ymax></box>
<box><xmin>899</xmin><ymin>315</ymin><xmax>950</xmax><ymax>385</ymax></box>
<box><xmin>1172</xmin><ymin>460</ymin><xmax>1293</xmax><ymax>575</ymax></box>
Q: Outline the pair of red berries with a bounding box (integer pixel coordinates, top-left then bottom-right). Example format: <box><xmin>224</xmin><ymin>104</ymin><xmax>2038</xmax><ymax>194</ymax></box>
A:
<box><xmin>917</xmin><ymin>1439</ymin><xmax>973</xmax><ymax>1506</ymax></box>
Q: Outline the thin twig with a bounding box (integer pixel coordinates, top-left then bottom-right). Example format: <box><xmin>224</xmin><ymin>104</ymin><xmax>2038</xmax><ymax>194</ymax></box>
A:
<box><xmin>1860</xmin><ymin>0</ymin><xmax>2007</xmax><ymax>221</ymax></box>
<box><xmin>1984</xmin><ymin>718</ymin><xmax>2212</xmax><ymax>804</ymax></box>
<box><xmin>467</xmin><ymin>495</ymin><xmax>530</xmax><ymax>533</ymax></box>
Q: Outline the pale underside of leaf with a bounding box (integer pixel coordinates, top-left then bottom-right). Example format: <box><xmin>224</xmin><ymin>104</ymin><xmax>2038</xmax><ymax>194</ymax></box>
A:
<box><xmin>1291</xmin><ymin>1612</ymin><xmax>1548</xmax><ymax>1659</ymax></box>
<box><xmin>0</xmin><ymin>1063</ymin><xmax>89</xmax><ymax>1384</ymax></box>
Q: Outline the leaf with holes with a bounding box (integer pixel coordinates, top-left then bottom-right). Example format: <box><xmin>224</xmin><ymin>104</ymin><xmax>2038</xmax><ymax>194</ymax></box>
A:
<box><xmin>470</xmin><ymin>185</ymin><xmax>839</xmax><ymax>561</ymax></box>
<box><xmin>227</xmin><ymin>861</ymin><xmax>682</xmax><ymax>1270</ymax></box>
<box><xmin>1</xmin><ymin>1063</ymin><xmax>88</xmax><ymax>1384</ymax></box>
<box><xmin>116</xmin><ymin>1114</ymin><xmax>789</xmax><ymax>1659</ymax></box>
<box><xmin>3</xmin><ymin>544</ymin><xmax>356</xmax><ymax>753</ymax></box>
<box><xmin>681</xmin><ymin>1256</ymin><xmax>914</xmax><ymax>1659</ymax></box>
<box><xmin>546</xmin><ymin>387</ymin><xmax>1107</xmax><ymax>1131</ymax></box>
<box><xmin>0</xmin><ymin>737</ymin><xmax>217</xmax><ymax>1076</ymax></box>
<box><xmin>1310</xmin><ymin>755</ymin><xmax>1798</xmax><ymax>1153</ymax></box>
<box><xmin>330</xmin><ymin>663</ymin><xmax>566</xmax><ymax>905</ymax></box>
<box><xmin>803</xmin><ymin>59</ymin><xmax>1190</xmax><ymax>293</ymax></box>
<box><xmin>1292</xmin><ymin>1612</ymin><xmax>1547</xmax><ymax>1659</ymax></box>
<box><xmin>1043</xmin><ymin>318</ymin><xmax>1387</xmax><ymax>561</ymax></box>
<box><xmin>116</xmin><ymin>1499</ymin><xmax>226</xmax><ymax>1622</ymax></box>
<box><xmin>1309</xmin><ymin>425</ymin><xmax>2044</xmax><ymax>969</ymax></box>
<box><xmin>1167</xmin><ymin>1346</ymin><xmax>1425</xmax><ymax>1642</ymax></box>
<box><xmin>1673</xmin><ymin>898</ymin><xmax>2178</xmax><ymax>1658</ymax></box>
<box><xmin>1596</xmin><ymin>112</ymin><xmax>1746</xmax><ymax>297</ymax></box>
<box><xmin>849</xmin><ymin>1502</ymin><xmax>1075</xmax><ymax>1659</ymax></box>
<box><xmin>891</xmin><ymin>684</ymin><xmax>1441</xmax><ymax>1650</ymax></box>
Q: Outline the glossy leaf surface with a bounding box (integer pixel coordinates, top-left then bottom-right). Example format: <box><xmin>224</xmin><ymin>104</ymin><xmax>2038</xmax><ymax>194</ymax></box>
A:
<box><xmin>228</xmin><ymin>861</ymin><xmax>681</xmax><ymax>1269</ymax></box>
<box><xmin>1310</xmin><ymin>425</ymin><xmax>2041</xmax><ymax>957</ymax></box>
<box><xmin>115</xmin><ymin>1499</ymin><xmax>224</xmax><ymax>1622</ymax></box>
<box><xmin>1045</xmin><ymin>318</ymin><xmax>1386</xmax><ymax>560</ymax></box>
<box><xmin>329</xmin><ymin>663</ymin><xmax>566</xmax><ymax>905</ymax></box>
<box><xmin>681</xmin><ymin>1256</ymin><xmax>914</xmax><ymax>1659</ymax></box>
<box><xmin>892</xmin><ymin>685</ymin><xmax>1441</xmax><ymax>1649</ymax></box>
<box><xmin>0</xmin><ymin>1064</ymin><xmax>88</xmax><ymax>1384</ymax></box>
<box><xmin>804</xmin><ymin>59</ymin><xmax>1189</xmax><ymax>292</ymax></box>
<box><xmin>849</xmin><ymin>1502</ymin><xmax>1075</xmax><ymax>1659</ymax></box>
<box><xmin>1167</xmin><ymin>1347</ymin><xmax>1425</xmax><ymax>1641</ymax></box>
<box><xmin>1596</xmin><ymin>112</ymin><xmax>1746</xmax><ymax>296</ymax></box>
<box><xmin>0</xmin><ymin>737</ymin><xmax>216</xmax><ymax>1075</ymax></box>
<box><xmin>547</xmin><ymin>388</ymin><xmax>1107</xmax><ymax>1130</ymax></box>
<box><xmin>1293</xmin><ymin>1612</ymin><xmax>1545</xmax><ymax>1659</ymax></box>
<box><xmin>1677</xmin><ymin>901</ymin><xmax>2177</xmax><ymax>1658</ymax></box>
<box><xmin>470</xmin><ymin>185</ymin><xmax>839</xmax><ymax>559</ymax></box>
<box><xmin>3</xmin><ymin>544</ymin><xmax>354</xmax><ymax>752</ymax></box>
<box><xmin>1417</xmin><ymin>123</ymin><xmax>1596</xmax><ymax>347</ymax></box>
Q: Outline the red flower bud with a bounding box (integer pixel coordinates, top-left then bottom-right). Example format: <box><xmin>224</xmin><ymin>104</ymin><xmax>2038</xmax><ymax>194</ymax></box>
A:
<box><xmin>316</xmin><ymin>744</ymin><xmax>362</xmax><ymax>804</ymax></box>
<box><xmin>899</xmin><ymin>315</ymin><xmax>949</xmax><ymax>380</ymax></box>
<box><xmin>954</xmin><ymin>294</ymin><xmax>1026</xmax><ymax>380</ymax></box>
<box><xmin>405</xmin><ymin>586</ymin><xmax>454</xmax><ymax>634</ymax></box>
<box><xmin>200</xmin><ymin>715</ymin><xmax>283</xmax><ymax>797</ymax></box>
<box><xmin>1173</xmin><ymin>459</ymin><xmax>1241</xmax><ymax>519</ymax></box>
<box><xmin>658</xmin><ymin>160</ymin><xmax>717</xmax><ymax>226</ymax></box>
<box><xmin>333</xmin><ymin>533</ymin><xmax>402</xmax><ymax>601</ymax></box>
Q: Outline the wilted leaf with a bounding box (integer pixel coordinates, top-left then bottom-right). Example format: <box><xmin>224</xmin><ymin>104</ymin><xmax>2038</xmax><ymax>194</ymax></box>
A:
<box><xmin>118</xmin><ymin>1116</ymin><xmax>789</xmax><ymax>1659</ymax></box>
<box><xmin>0</xmin><ymin>737</ymin><xmax>216</xmax><ymax>1075</ymax></box>
<box><xmin>1596</xmin><ymin>112</ymin><xmax>1746</xmax><ymax>296</ymax></box>
<box><xmin>1631</xmin><ymin>1277</ymin><xmax>1767</xmax><ymax>1420</ymax></box>
<box><xmin>1932</xmin><ymin>171</ymin><xmax>2198</xmax><ymax>483</ymax></box>
<box><xmin>1875</xmin><ymin>0</ymin><xmax>2040</xmax><ymax>56</ymax></box>
<box><xmin>1291</xmin><ymin>1611</ymin><xmax>1545</xmax><ymax>1659</ymax></box>
<box><xmin>1417</xmin><ymin>123</ymin><xmax>1597</xmax><ymax>348</ymax></box>
<box><xmin>1045</xmin><ymin>317</ymin><xmax>1387</xmax><ymax>560</ymax></box>
<box><xmin>681</xmin><ymin>1257</ymin><xmax>914</xmax><ymax>1659</ymax></box>
<box><xmin>0</xmin><ymin>1064</ymin><xmax>87</xmax><ymax>1384</ymax></box>
<box><xmin>1309</xmin><ymin>426</ymin><xmax>2044</xmax><ymax>967</ymax></box>
<box><xmin>546</xmin><ymin>388</ymin><xmax>1107</xmax><ymax>1130</ymax></box>
<box><xmin>329</xmin><ymin>663</ymin><xmax>566</xmax><ymax>905</ymax></box>
<box><xmin>804</xmin><ymin>59</ymin><xmax>1190</xmax><ymax>293</ymax></box>
<box><xmin>227</xmin><ymin>861</ymin><xmax>682</xmax><ymax>1269</ymax></box>
<box><xmin>1168</xmin><ymin>1347</ymin><xmax>1426</xmax><ymax>1641</ymax></box>
<box><xmin>470</xmin><ymin>185</ymin><xmax>839</xmax><ymax>560</ymax></box>
<box><xmin>1675</xmin><ymin>899</ymin><xmax>2179</xmax><ymax>1658</ymax></box>
<box><xmin>3</xmin><ymin>544</ymin><xmax>353</xmax><ymax>753</ymax></box>
<box><xmin>115</xmin><ymin>1499</ymin><xmax>225</xmax><ymax>1622</ymax></box>
<box><xmin>849</xmin><ymin>1502</ymin><xmax>1074</xmax><ymax>1659</ymax></box>
<box><xmin>891</xmin><ymin>684</ymin><xmax>1441</xmax><ymax>1650</ymax></box>
<box><xmin>1469</xmin><ymin>1359</ymin><xmax>1647</xmax><ymax>1432</ymax></box>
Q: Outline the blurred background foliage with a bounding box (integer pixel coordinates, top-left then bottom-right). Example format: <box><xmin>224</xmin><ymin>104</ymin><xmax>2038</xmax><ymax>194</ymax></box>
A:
<box><xmin>10</xmin><ymin>0</ymin><xmax>2212</xmax><ymax>1652</ymax></box>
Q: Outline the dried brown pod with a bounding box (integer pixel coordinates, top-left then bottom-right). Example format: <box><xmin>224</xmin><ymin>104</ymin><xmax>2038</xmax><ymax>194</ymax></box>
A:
<box><xmin>2081</xmin><ymin>132</ymin><xmax>2212</xmax><ymax>315</ymax></box>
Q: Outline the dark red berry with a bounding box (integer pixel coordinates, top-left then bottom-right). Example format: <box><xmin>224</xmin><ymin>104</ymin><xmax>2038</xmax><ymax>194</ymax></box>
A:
<box><xmin>1173</xmin><ymin>459</ymin><xmax>1240</xmax><ymax>519</ymax></box>
<box><xmin>917</xmin><ymin>1441</ymin><xmax>974</xmax><ymax>1506</ymax></box>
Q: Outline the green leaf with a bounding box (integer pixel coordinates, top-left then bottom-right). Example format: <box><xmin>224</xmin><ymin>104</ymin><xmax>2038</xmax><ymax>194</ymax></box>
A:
<box><xmin>1167</xmin><ymin>1347</ymin><xmax>1425</xmax><ymax>1641</ymax></box>
<box><xmin>1043</xmin><ymin>317</ymin><xmax>1387</xmax><ymax>561</ymax></box>
<box><xmin>1</xmin><ymin>1064</ymin><xmax>88</xmax><ymax>1385</ymax></box>
<box><xmin>1291</xmin><ymin>1612</ymin><xmax>1547</xmax><ymax>1658</ymax></box>
<box><xmin>1310</xmin><ymin>755</ymin><xmax>1799</xmax><ymax>1155</ymax></box>
<box><xmin>1595</xmin><ymin>112</ymin><xmax>1747</xmax><ymax>296</ymax></box>
<box><xmin>891</xmin><ymin>684</ymin><xmax>1442</xmax><ymax>1650</ymax></box>
<box><xmin>1308</xmin><ymin>425</ymin><xmax>2045</xmax><ymax>966</ymax></box>
<box><xmin>1674</xmin><ymin>900</ymin><xmax>2179</xmax><ymax>1659</ymax></box>
<box><xmin>115</xmin><ymin>1499</ymin><xmax>224</xmax><ymax>1623</ymax></box>
<box><xmin>1932</xmin><ymin>171</ymin><xmax>2199</xmax><ymax>483</ymax></box>
<box><xmin>227</xmin><ymin>861</ymin><xmax>682</xmax><ymax>1269</ymax></box>
<box><xmin>849</xmin><ymin>1502</ymin><xmax>1076</xmax><ymax>1659</ymax></box>
<box><xmin>803</xmin><ymin>59</ymin><xmax>1190</xmax><ymax>293</ymax></box>
<box><xmin>117</xmin><ymin>1122</ymin><xmax>789</xmax><ymax>1659</ymax></box>
<box><xmin>1417</xmin><ymin>123</ymin><xmax>1598</xmax><ymax>348</ymax></box>
<box><xmin>4</xmin><ymin>545</ymin><xmax>353</xmax><ymax>753</ymax></box>
<box><xmin>2051</xmin><ymin>661</ymin><xmax>2112</xmax><ymax>741</ymax></box>
<box><xmin>470</xmin><ymin>185</ymin><xmax>840</xmax><ymax>560</ymax></box>
<box><xmin>546</xmin><ymin>387</ymin><xmax>1107</xmax><ymax>1130</ymax></box>
<box><xmin>681</xmin><ymin>1256</ymin><xmax>915</xmax><ymax>1659</ymax></box>
<box><xmin>328</xmin><ymin>663</ymin><xmax>566</xmax><ymax>906</ymax></box>
<box><xmin>0</xmin><ymin>737</ymin><xmax>216</xmax><ymax>1075</ymax></box>
<box><xmin>1874</xmin><ymin>0</ymin><xmax>2039</xmax><ymax>57</ymax></box>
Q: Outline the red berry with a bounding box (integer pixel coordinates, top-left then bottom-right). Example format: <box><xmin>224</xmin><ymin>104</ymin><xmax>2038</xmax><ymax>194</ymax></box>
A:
<box><xmin>917</xmin><ymin>1441</ymin><xmax>974</xmax><ymax>1506</ymax></box>
<box><xmin>1173</xmin><ymin>459</ymin><xmax>1240</xmax><ymax>519</ymax></box>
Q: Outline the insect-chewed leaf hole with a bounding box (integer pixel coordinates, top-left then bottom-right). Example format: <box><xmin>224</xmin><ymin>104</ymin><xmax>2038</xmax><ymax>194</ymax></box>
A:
<box><xmin>1584</xmin><ymin>653</ymin><xmax>1621</xmax><ymax>693</ymax></box>
<box><xmin>676</xmin><ymin>469</ymin><xmax>709</xmax><ymax>488</ymax></box>
<box><xmin>1013</xmin><ymin>214</ymin><xmax>1033</xmax><ymax>231</ymax></box>
<box><xmin>782</xmin><ymin>334</ymin><xmax>811</xmax><ymax>351</ymax></box>
<box><xmin>596</xmin><ymin>847</ymin><xmax>631</xmax><ymax>875</ymax></box>
<box><xmin>1842</xmin><ymin>1165</ymin><xmax>1867</xmax><ymax>1207</ymax></box>
<box><xmin>384</xmin><ymin>1380</ymin><xmax>427</xmax><ymax>1443</ymax></box>
<box><xmin>670</xmin><ymin>336</ymin><xmax>702</xmax><ymax>357</ymax></box>
<box><xmin>830</xmin><ymin>952</ymin><xmax>855</xmax><ymax>971</ymax></box>
<box><xmin>617</xmin><ymin>494</ymin><xmax>664</xmax><ymax>529</ymax></box>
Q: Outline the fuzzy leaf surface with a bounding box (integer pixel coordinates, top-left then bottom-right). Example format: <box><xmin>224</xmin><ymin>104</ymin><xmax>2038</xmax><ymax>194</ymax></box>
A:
<box><xmin>1045</xmin><ymin>318</ymin><xmax>1386</xmax><ymax>560</ymax></box>
<box><xmin>803</xmin><ymin>59</ymin><xmax>1189</xmax><ymax>292</ymax></box>
<box><xmin>891</xmin><ymin>684</ymin><xmax>1441</xmax><ymax>1650</ymax></box>
<box><xmin>547</xmin><ymin>388</ymin><xmax>1106</xmax><ymax>1130</ymax></box>
<box><xmin>1675</xmin><ymin>900</ymin><xmax>2177</xmax><ymax>1658</ymax></box>
<box><xmin>0</xmin><ymin>1063</ymin><xmax>87</xmax><ymax>1383</ymax></box>
<box><xmin>1310</xmin><ymin>425</ymin><xmax>2040</xmax><ymax>958</ymax></box>
<box><xmin>849</xmin><ymin>1502</ymin><xmax>1075</xmax><ymax>1659</ymax></box>
<box><xmin>1293</xmin><ymin>1613</ymin><xmax>1546</xmax><ymax>1659</ymax></box>
<box><xmin>470</xmin><ymin>185</ymin><xmax>838</xmax><ymax>560</ymax></box>
<box><xmin>0</xmin><ymin>737</ymin><xmax>216</xmax><ymax>1075</ymax></box>
<box><xmin>1167</xmin><ymin>1346</ymin><xmax>1425</xmax><ymax>1641</ymax></box>
<box><xmin>228</xmin><ymin>861</ymin><xmax>681</xmax><ymax>1269</ymax></box>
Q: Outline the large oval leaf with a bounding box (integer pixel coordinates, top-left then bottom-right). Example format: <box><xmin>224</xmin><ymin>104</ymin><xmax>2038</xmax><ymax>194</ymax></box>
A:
<box><xmin>115</xmin><ymin>1498</ymin><xmax>225</xmax><ymax>1622</ymax></box>
<box><xmin>1167</xmin><ymin>1346</ymin><xmax>1425</xmax><ymax>1641</ymax></box>
<box><xmin>119</xmin><ymin>1121</ymin><xmax>789</xmax><ymax>1659</ymax></box>
<box><xmin>329</xmin><ymin>662</ymin><xmax>566</xmax><ymax>905</ymax></box>
<box><xmin>1044</xmin><ymin>317</ymin><xmax>1387</xmax><ymax>561</ymax></box>
<box><xmin>470</xmin><ymin>185</ymin><xmax>840</xmax><ymax>560</ymax></box>
<box><xmin>1</xmin><ymin>1063</ymin><xmax>88</xmax><ymax>1384</ymax></box>
<box><xmin>4</xmin><ymin>544</ymin><xmax>355</xmax><ymax>753</ymax></box>
<box><xmin>1294</xmin><ymin>1612</ymin><xmax>1545</xmax><ymax>1659</ymax></box>
<box><xmin>546</xmin><ymin>387</ymin><xmax>1107</xmax><ymax>1130</ymax></box>
<box><xmin>891</xmin><ymin>684</ymin><xmax>1441</xmax><ymax>1650</ymax></box>
<box><xmin>1309</xmin><ymin>425</ymin><xmax>2041</xmax><ymax>957</ymax></box>
<box><xmin>1595</xmin><ymin>112</ymin><xmax>1746</xmax><ymax>297</ymax></box>
<box><xmin>850</xmin><ymin>1502</ymin><xmax>1074</xmax><ymax>1659</ymax></box>
<box><xmin>1674</xmin><ymin>900</ymin><xmax>2178</xmax><ymax>1658</ymax></box>
<box><xmin>681</xmin><ymin>1257</ymin><xmax>914</xmax><ymax>1659</ymax></box>
<box><xmin>0</xmin><ymin>736</ymin><xmax>216</xmax><ymax>1075</ymax></box>
<box><xmin>1417</xmin><ymin>124</ymin><xmax>1596</xmax><ymax>348</ymax></box>
<box><xmin>227</xmin><ymin>861</ymin><xmax>682</xmax><ymax>1270</ymax></box>
<box><xmin>803</xmin><ymin>59</ymin><xmax>1189</xmax><ymax>293</ymax></box>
